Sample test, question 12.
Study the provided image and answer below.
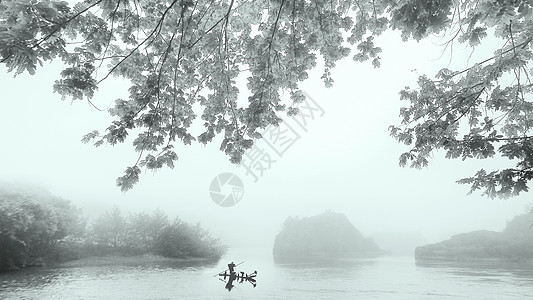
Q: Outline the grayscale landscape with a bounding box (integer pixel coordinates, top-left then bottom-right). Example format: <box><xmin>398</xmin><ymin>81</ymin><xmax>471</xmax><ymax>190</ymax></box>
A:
<box><xmin>2</xmin><ymin>0</ymin><xmax>533</xmax><ymax>299</ymax></box>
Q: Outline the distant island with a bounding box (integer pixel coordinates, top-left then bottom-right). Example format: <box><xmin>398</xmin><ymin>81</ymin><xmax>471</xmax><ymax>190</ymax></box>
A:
<box><xmin>416</xmin><ymin>213</ymin><xmax>533</xmax><ymax>262</ymax></box>
<box><xmin>273</xmin><ymin>210</ymin><xmax>383</xmax><ymax>262</ymax></box>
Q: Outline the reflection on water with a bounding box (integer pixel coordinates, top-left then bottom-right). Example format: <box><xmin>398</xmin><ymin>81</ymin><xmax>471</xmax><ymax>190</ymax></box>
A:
<box><xmin>415</xmin><ymin>259</ymin><xmax>533</xmax><ymax>299</ymax></box>
<box><xmin>416</xmin><ymin>259</ymin><xmax>533</xmax><ymax>283</ymax></box>
<box><xmin>1</xmin><ymin>252</ymin><xmax>533</xmax><ymax>299</ymax></box>
<box><xmin>0</xmin><ymin>259</ymin><xmax>221</xmax><ymax>300</ymax></box>
<box><xmin>274</xmin><ymin>257</ymin><xmax>377</xmax><ymax>269</ymax></box>
<box><xmin>0</xmin><ymin>268</ymin><xmax>66</xmax><ymax>291</ymax></box>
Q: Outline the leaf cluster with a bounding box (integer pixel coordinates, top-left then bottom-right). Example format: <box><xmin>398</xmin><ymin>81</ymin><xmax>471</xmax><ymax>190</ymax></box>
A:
<box><xmin>389</xmin><ymin>0</ymin><xmax>533</xmax><ymax>198</ymax></box>
<box><xmin>4</xmin><ymin>0</ymin><xmax>533</xmax><ymax>197</ymax></box>
<box><xmin>2</xmin><ymin>0</ymin><xmax>400</xmax><ymax>190</ymax></box>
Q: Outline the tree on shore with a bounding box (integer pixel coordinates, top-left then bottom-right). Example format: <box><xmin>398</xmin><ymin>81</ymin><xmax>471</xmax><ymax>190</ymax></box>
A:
<box><xmin>90</xmin><ymin>205</ymin><xmax>125</xmax><ymax>249</ymax></box>
<box><xmin>86</xmin><ymin>206</ymin><xmax>226</xmax><ymax>258</ymax></box>
<box><xmin>153</xmin><ymin>218</ymin><xmax>227</xmax><ymax>258</ymax></box>
<box><xmin>0</xmin><ymin>185</ymin><xmax>227</xmax><ymax>271</ymax></box>
<box><xmin>2</xmin><ymin>0</ymin><xmax>533</xmax><ymax>197</ymax></box>
<box><xmin>124</xmin><ymin>209</ymin><xmax>170</xmax><ymax>251</ymax></box>
<box><xmin>0</xmin><ymin>187</ymin><xmax>83</xmax><ymax>271</ymax></box>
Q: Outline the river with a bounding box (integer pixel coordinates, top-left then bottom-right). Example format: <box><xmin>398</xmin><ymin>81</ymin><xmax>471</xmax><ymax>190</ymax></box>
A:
<box><xmin>1</xmin><ymin>247</ymin><xmax>533</xmax><ymax>299</ymax></box>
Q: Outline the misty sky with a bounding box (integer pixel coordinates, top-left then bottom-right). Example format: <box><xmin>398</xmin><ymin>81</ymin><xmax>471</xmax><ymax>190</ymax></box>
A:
<box><xmin>1</xmin><ymin>31</ymin><xmax>531</xmax><ymax>252</ymax></box>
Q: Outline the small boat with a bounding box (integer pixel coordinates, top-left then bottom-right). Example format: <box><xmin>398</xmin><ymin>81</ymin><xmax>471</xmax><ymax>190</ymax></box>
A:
<box><xmin>216</xmin><ymin>262</ymin><xmax>257</xmax><ymax>290</ymax></box>
<box><xmin>218</xmin><ymin>270</ymin><xmax>257</xmax><ymax>281</ymax></box>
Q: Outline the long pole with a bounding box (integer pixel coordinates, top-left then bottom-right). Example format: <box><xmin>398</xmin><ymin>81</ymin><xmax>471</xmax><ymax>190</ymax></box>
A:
<box><xmin>213</xmin><ymin>261</ymin><xmax>244</xmax><ymax>277</ymax></box>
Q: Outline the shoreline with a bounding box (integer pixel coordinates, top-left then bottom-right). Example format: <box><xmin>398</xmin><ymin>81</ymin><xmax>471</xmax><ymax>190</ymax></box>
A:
<box><xmin>57</xmin><ymin>253</ymin><xmax>221</xmax><ymax>268</ymax></box>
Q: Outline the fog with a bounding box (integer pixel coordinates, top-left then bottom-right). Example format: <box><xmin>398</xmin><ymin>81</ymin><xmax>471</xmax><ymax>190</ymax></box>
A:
<box><xmin>1</xmin><ymin>31</ymin><xmax>530</xmax><ymax>255</ymax></box>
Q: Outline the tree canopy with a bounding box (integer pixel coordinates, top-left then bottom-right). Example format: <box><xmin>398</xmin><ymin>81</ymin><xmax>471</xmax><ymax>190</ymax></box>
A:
<box><xmin>0</xmin><ymin>185</ymin><xmax>83</xmax><ymax>270</ymax></box>
<box><xmin>1</xmin><ymin>0</ymin><xmax>533</xmax><ymax>197</ymax></box>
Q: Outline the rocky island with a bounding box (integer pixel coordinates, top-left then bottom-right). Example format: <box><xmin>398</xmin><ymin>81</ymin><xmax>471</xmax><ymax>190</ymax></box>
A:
<box><xmin>415</xmin><ymin>213</ymin><xmax>533</xmax><ymax>262</ymax></box>
<box><xmin>273</xmin><ymin>210</ymin><xmax>382</xmax><ymax>262</ymax></box>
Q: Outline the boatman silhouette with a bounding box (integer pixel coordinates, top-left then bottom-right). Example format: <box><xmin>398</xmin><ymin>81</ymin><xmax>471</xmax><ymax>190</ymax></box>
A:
<box><xmin>217</xmin><ymin>262</ymin><xmax>257</xmax><ymax>291</ymax></box>
<box><xmin>225</xmin><ymin>279</ymin><xmax>235</xmax><ymax>291</ymax></box>
<box><xmin>228</xmin><ymin>261</ymin><xmax>236</xmax><ymax>274</ymax></box>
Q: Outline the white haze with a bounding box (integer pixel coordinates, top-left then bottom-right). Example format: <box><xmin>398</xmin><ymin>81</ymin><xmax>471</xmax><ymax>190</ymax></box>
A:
<box><xmin>0</xmin><ymin>31</ymin><xmax>531</xmax><ymax>255</ymax></box>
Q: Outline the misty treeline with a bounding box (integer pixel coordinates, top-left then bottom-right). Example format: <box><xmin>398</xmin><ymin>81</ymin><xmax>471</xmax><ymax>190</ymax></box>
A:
<box><xmin>0</xmin><ymin>188</ymin><xmax>226</xmax><ymax>272</ymax></box>
<box><xmin>86</xmin><ymin>205</ymin><xmax>227</xmax><ymax>259</ymax></box>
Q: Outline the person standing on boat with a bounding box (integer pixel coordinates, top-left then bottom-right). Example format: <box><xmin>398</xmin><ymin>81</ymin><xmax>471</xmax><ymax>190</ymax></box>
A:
<box><xmin>228</xmin><ymin>262</ymin><xmax>236</xmax><ymax>274</ymax></box>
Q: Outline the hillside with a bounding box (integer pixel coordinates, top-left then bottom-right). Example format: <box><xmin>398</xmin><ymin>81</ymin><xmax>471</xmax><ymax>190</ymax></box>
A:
<box><xmin>415</xmin><ymin>213</ymin><xmax>533</xmax><ymax>262</ymax></box>
<box><xmin>273</xmin><ymin>211</ymin><xmax>382</xmax><ymax>262</ymax></box>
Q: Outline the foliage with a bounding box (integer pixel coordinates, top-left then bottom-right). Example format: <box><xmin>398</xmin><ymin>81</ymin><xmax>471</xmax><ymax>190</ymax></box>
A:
<box><xmin>84</xmin><ymin>206</ymin><xmax>227</xmax><ymax>259</ymax></box>
<box><xmin>2</xmin><ymin>0</ymin><xmax>533</xmax><ymax>196</ymax></box>
<box><xmin>0</xmin><ymin>187</ymin><xmax>83</xmax><ymax>271</ymax></box>
<box><xmin>153</xmin><ymin>218</ymin><xmax>227</xmax><ymax>258</ymax></box>
<box><xmin>0</xmin><ymin>0</ymin><xmax>390</xmax><ymax>190</ymax></box>
<box><xmin>89</xmin><ymin>205</ymin><xmax>125</xmax><ymax>248</ymax></box>
<box><xmin>123</xmin><ymin>209</ymin><xmax>170</xmax><ymax>252</ymax></box>
<box><xmin>388</xmin><ymin>0</ymin><xmax>533</xmax><ymax>198</ymax></box>
<box><xmin>0</xmin><ymin>184</ymin><xmax>225</xmax><ymax>271</ymax></box>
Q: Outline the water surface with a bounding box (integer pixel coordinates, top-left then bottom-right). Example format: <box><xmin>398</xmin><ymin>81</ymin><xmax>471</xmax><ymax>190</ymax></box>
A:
<box><xmin>1</xmin><ymin>248</ymin><xmax>532</xmax><ymax>299</ymax></box>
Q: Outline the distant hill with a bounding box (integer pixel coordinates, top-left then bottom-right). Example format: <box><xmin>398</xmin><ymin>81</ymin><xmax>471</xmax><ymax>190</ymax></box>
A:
<box><xmin>415</xmin><ymin>213</ymin><xmax>533</xmax><ymax>262</ymax></box>
<box><xmin>273</xmin><ymin>211</ymin><xmax>382</xmax><ymax>262</ymax></box>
